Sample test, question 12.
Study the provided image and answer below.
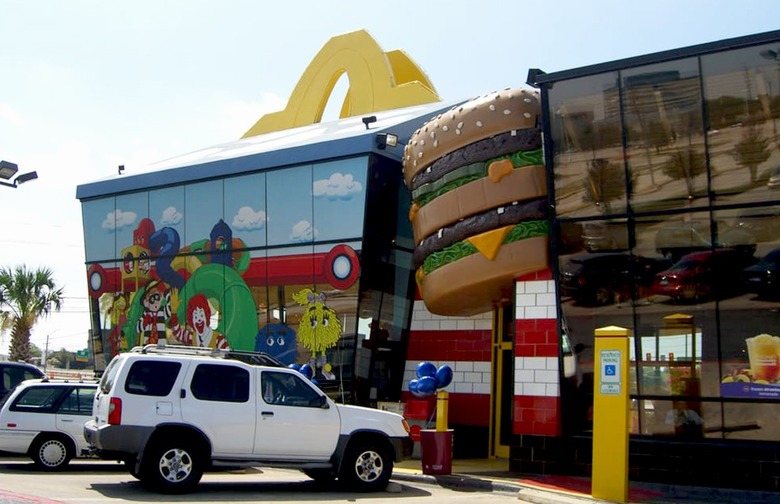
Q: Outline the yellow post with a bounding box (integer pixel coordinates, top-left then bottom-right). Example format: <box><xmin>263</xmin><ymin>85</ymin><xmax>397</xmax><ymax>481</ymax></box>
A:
<box><xmin>592</xmin><ymin>325</ymin><xmax>630</xmax><ymax>503</ymax></box>
<box><xmin>436</xmin><ymin>390</ymin><xmax>449</xmax><ymax>431</ymax></box>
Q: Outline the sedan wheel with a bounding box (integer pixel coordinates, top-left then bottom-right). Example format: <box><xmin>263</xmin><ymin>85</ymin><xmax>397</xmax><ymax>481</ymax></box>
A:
<box><xmin>32</xmin><ymin>436</ymin><xmax>72</xmax><ymax>470</ymax></box>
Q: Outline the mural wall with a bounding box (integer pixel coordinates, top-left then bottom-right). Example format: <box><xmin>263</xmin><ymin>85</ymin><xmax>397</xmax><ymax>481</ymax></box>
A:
<box><xmin>81</xmin><ymin>157</ymin><xmax>367</xmax><ymax>388</ymax></box>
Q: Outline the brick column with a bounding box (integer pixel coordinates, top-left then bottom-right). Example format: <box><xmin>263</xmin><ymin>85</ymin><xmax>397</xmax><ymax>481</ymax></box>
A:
<box><xmin>512</xmin><ymin>269</ymin><xmax>562</xmax><ymax>436</ymax></box>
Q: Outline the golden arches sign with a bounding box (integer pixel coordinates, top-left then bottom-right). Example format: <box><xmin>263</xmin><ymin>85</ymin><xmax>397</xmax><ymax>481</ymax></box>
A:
<box><xmin>242</xmin><ymin>30</ymin><xmax>441</xmax><ymax>138</ymax></box>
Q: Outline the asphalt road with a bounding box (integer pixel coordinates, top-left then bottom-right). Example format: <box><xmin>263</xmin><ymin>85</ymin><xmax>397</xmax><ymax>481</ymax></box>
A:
<box><xmin>0</xmin><ymin>458</ymin><xmax>519</xmax><ymax>504</ymax></box>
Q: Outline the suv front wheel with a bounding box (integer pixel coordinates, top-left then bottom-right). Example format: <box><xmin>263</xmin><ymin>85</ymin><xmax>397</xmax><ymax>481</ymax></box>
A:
<box><xmin>141</xmin><ymin>438</ymin><xmax>204</xmax><ymax>493</ymax></box>
<box><xmin>339</xmin><ymin>439</ymin><xmax>392</xmax><ymax>491</ymax></box>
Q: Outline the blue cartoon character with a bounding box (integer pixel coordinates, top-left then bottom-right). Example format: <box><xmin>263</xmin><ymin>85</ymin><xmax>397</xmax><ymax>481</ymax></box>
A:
<box><xmin>255</xmin><ymin>323</ymin><xmax>297</xmax><ymax>365</ymax></box>
<box><xmin>292</xmin><ymin>288</ymin><xmax>341</xmax><ymax>380</ymax></box>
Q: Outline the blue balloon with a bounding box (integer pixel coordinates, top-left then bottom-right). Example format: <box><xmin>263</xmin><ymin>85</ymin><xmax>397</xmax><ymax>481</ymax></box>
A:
<box><xmin>416</xmin><ymin>361</ymin><xmax>437</xmax><ymax>379</ymax></box>
<box><xmin>436</xmin><ymin>365</ymin><xmax>453</xmax><ymax>389</ymax></box>
<box><xmin>310</xmin><ymin>378</ymin><xmax>319</xmax><ymax>387</ymax></box>
<box><xmin>408</xmin><ymin>379</ymin><xmax>425</xmax><ymax>398</ymax></box>
<box><xmin>288</xmin><ymin>363</ymin><xmax>301</xmax><ymax>372</ymax></box>
<box><xmin>418</xmin><ymin>376</ymin><xmax>437</xmax><ymax>396</ymax></box>
<box><xmin>300</xmin><ymin>363</ymin><xmax>314</xmax><ymax>379</ymax></box>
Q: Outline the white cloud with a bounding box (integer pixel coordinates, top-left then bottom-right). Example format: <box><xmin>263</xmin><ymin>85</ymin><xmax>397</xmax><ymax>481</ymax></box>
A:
<box><xmin>232</xmin><ymin>206</ymin><xmax>266</xmax><ymax>231</ymax></box>
<box><xmin>161</xmin><ymin>206</ymin><xmax>182</xmax><ymax>225</ymax></box>
<box><xmin>313</xmin><ymin>172</ymin><xmax>363</xmax><ymax>200</ymax></box>
<box><xmin>102</xmin><ymin>209</ymin><xmax>137</xmax><ymax>231</ymax></box>
<box><xmin>290</xmin><ymin>220</ymin><xmax>318</xmax><ymax>242</ymax></box>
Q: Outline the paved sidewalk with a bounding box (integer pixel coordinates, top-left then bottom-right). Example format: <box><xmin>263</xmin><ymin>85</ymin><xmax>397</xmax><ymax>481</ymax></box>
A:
<box><xmin>392</xmin><ymin>458</ymin><xmax>779</xmax><ymax>503</ymax></box>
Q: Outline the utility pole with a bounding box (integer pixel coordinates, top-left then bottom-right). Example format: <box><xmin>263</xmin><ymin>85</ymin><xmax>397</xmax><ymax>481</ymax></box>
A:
<box><xmin>43</xmin><ymin>333</ymin><xmax>50</xmax><ymax>373</ymax></box>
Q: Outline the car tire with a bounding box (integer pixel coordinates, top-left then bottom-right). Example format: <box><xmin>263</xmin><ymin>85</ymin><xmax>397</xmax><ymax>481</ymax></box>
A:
<box><xmin>31</xmin><ymin>434</ymin><xmax>73</xmax><ymax>470</ymax></box>
<box><xmin>141</xmin><ymin>438</ymin><xmax>204</xmax><ymax>493</ymax></box>
<box><xmin>339</xmin><ymin>439</ymin><xmax>392</xmax><ymax>492</ymax></box>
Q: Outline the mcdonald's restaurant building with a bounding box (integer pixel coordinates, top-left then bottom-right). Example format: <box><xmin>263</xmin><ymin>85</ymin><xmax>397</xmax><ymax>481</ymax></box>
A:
<box><xmin>76</xmin><ymin>30</ymin><xmax>780</xmax><ymax>491</ymax></box>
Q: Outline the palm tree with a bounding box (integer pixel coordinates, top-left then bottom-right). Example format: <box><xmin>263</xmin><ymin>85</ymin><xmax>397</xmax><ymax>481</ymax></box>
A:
<box><xmin>0</xmin><ymin>266</ymin><xmax>63</xmax><ymax>362</ymax></box>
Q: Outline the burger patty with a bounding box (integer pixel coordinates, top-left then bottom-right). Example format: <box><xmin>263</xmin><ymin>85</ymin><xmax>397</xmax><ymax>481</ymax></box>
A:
<box><xmin>413</xmin><ymin>197</ymin><xmax>547</xmax><ymax>268</ymax></box>
<box><xmin>410</xmin><ymin>128</ymin><xmax>542</xmax><ymax>191</ymax></box>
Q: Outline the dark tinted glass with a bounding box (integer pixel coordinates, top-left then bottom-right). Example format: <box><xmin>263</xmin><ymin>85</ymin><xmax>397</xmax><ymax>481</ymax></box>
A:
<box><xmin>191</xmin><ymin>363</ymin><xmax>249</xmax><ymax>403</ymax></box>
<box><xmin>125</xmin><ymin>360</ymin><xmax>181</xmax><ymax>396</ymax></box>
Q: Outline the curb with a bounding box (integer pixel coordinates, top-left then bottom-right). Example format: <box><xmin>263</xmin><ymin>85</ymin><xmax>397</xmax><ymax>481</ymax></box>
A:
<box><xmin>392</xmin><ymin>471</ymin><xmax>525</xmax><ymax>495</ymax></box>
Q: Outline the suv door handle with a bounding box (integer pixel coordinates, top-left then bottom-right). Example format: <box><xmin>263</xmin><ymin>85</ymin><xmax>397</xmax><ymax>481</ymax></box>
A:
<box><xmin>180</xmin><ymin>389</ymin><xmax>186</xmax><ymax>399</ymax></box>
<box><xmin>261</xmin><ymin>411</ymin><xmax>274</xmax><ymax>417</ymax></box>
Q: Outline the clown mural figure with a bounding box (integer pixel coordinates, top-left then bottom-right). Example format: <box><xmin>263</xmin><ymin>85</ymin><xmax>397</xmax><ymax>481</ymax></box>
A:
<box><xmin>137</xmin><ymin>280</ymin><xmax>171</xmax><ymax>345</ymax></box>
<box><xmin>292</xmin><ymin>288</ymin><xmax>341</xmax><ymax>380</ymax></box>
<box><xmin>171</xmin><ymin>293</ymin><xmax>230</xmax><ymax>350</ymax></box>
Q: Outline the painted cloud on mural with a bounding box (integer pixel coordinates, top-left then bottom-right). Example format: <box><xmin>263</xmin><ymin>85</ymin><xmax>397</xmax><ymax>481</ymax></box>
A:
<box><xmin>232</xmin><ymin>206</ymin><xmax>267</xmax><ymax>231</ymax></box>
<box><xmin>313</xmin><ymin>172</ymin><xmax>363</xmax><ymax>200</ymax></box>
<box><xmin>290</xmin><ymin>219</ymin><xmax>318</xmax><ymax>242</ymax></box>
<box><xmin>102</xmin><ymin>209</ymin><xmax>137</xmax><ymax>232</ymax></box>
<box><xmin>160</xmin><ymin>206</ymin><xmax>183</xmax><ymax>225</ymax></box>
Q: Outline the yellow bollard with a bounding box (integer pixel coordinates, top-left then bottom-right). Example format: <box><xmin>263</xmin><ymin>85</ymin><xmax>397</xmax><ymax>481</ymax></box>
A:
<box><xmin>592</xmin><ymin>325</ymin><xmax>630</xmax><ymax>503</ymax></box>
<box><xmin>436</xmin><ymin>390</ymin><xmax>449</xmax><ymax>431</ymax></box>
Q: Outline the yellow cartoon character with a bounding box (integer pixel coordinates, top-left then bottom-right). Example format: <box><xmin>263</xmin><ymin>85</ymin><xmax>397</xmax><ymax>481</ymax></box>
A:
<box><xmin>292</xmin><ymin>288</ymin><xmax>341</xmax><ymax>377</ymax></box>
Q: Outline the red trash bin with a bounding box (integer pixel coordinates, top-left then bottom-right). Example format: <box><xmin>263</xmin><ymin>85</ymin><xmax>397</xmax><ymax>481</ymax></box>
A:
<box><xmin>420</xmin><ymin>429</ymin><xmax>453</xmax><ymax>475</ymax></box>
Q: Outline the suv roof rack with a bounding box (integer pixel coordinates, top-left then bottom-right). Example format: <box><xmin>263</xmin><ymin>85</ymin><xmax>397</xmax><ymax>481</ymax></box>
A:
<box><xmin>132</xmin><ymin>343</ymin><xmax>284</xmax><ymax>368</ymax></box>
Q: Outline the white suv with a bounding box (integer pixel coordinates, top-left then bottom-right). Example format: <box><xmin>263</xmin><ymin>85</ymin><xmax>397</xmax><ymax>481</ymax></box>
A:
<box><xmin>83</xmin><ymin>344</ymin><xmax>412</xmax><ymax>493</ymax></box>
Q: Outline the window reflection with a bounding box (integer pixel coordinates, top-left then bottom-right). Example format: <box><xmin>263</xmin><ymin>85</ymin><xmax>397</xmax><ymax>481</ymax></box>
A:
<box><xmin>623</xmin><ymin>59</ymin><xmax>706</xmax><ymax>211</ymax></box>
<box><xmin>549</xmin><ymin>73</ymin><xmax>626</xmax><ymax>217</ymax></box>
<box><xmin>704</xmin><ymin>44</ymin><xmax>780</xmax><ymax>204</ymax></box>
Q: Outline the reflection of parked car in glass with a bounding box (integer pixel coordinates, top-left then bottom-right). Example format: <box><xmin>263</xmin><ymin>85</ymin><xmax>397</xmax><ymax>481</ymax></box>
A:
<box><xmin>742</xmin><ymin>247</ymin><xmax>780</xmax><ymax>298</ymax></box>
<box><xmin>733</xmin><ymin>207</ymin><xmax>780</xmax><ymax>242</ymax></box>
<box><xmin>654</xmin><ymin>220</ymin><xmax>756</xmax><ymax>261</ymax></box>
<box><xmin>652</xmin><ymin>249</ymin><xmax>755</xmax><ymax>302</ymax></box>
<box><xmin>581</xmin><ymin>221</ymin><xmax>631</xmax><ymax>252</ymax></box>
<box><xmin>560</xmin><ymin>253</ymin><xmax>671</xmax><ymax>306</ymax></box>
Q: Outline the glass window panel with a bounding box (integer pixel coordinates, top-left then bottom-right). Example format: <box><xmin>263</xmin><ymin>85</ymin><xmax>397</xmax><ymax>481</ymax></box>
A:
<box><xmin>722</xmin><ymin>402</ymin><xmax>780</xmax><ymax>441</ymax></box>
<box><xmin>225</xmin><ymin>172</ymin><xmax>267</xmax><ymax>249</ymax></box>
<box><xmin>623</xmin><ymin>59</ymin><xmax>707</xmax><ymax>211</ymax></box>
<box><xmin>82</xmin><ymin>198</ymin><xmax>117</xmax><ymax>262</ymax></box>
<box><xmin>549</xmin><ymin>72</ymin><xmax>626</xmax><ymax>218</ymax></box>
<box><xmin>312</xmin><ymin>157</ymin><xmax>367</xmax><ymax>241</ymax></box>
<box><xmin>149</xmin><ymin>185</ymin><xmax>185</xmax><ymax>248</ymax></box>
<box><xmin>184</xmin><ymin>180</ymin><xmax>224</xmax><ymax>246</ymax></box>
<box><xmin>703</xmin><ymin>43</ymin><xmax>780</xmax><ymax>205</ymax></box>
<box><xmin>267</xmin><ymin>166</ymin><xmax>314</xmax><ymax>246</ymax></box>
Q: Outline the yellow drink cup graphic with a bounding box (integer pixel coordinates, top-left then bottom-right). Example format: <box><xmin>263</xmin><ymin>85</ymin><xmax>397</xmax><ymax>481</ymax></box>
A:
<box><xmin>746</xmin><ymin>334</ymin><xmax>780</xmax><ymax>383</ymax></box>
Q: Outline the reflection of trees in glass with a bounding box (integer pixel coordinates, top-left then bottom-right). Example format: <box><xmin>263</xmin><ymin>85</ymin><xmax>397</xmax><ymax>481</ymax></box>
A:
<box><xmin>582</xmin><ymin>158</ymin><xmax>625</xmax><ymax>213</ymax></box>
<box><xmin>662</xmin><ymin>147</ymin><xmax>706</xmax><ymax>198</ymax></box>
<box><xmin>733</xmin><ymin>124</ymin><xmax>770</xmax><ymax>182</ymax></box>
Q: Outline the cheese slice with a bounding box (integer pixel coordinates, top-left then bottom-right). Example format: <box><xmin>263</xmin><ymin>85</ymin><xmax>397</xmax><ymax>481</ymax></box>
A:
<box><xmin>466</xmin><ymin>225</ymin><xmax>513</xmax><ymax>261</ymax></box>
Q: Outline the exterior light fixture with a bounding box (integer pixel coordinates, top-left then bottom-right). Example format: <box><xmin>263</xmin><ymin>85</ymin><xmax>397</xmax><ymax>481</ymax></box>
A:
<box><xmin>376</xmin><ymin>133</ymin><xmax>398</xmax><ymax>150</ymax></box>
<box><xmin>0</xmin><ymin>160</ymin><xmax>38</xmax><ymax>188</ymax></box>
<box><xmin>0</xmin><ymin>160</ymin><xmax>18</xmax><ymax>180</ymax></box>
<box><xmin>362</xmin><ymin>116</ymin><xmax>377</xmax><ymax>130</ymax></box>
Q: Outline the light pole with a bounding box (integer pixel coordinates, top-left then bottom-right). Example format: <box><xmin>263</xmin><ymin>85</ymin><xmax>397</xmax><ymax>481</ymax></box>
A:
<box><xmin>0</xmin><ymin>160</ymin><xmax>38</xmax><ymax>188</ymax></box>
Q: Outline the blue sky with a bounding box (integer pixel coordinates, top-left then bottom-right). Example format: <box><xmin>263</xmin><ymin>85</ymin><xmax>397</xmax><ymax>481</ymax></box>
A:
<box><xmin>2</xmin><ymin>0</ymin><xmax>780</xmax><ymax>352</ymax></box>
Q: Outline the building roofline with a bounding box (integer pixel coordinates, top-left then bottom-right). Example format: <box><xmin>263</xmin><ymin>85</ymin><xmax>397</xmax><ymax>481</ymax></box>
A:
<box><xmin>529</xmin><ymin>29</ymin><xmax>780</xmax><ymax>86</ymax></box>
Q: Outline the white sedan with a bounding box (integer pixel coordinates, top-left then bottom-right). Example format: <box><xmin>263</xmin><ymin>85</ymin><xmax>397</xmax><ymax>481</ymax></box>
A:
<box><xmin>0</xmin><ymin>379</ymin><xmax>97</xmax><ymax>469</ymax></box>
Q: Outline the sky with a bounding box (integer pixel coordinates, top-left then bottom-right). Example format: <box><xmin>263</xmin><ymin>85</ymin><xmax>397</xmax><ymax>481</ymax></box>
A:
<box><xmin>2</xmin><ymin>0</ymin><xmax>780</xmax><ymax>354</ymax></box>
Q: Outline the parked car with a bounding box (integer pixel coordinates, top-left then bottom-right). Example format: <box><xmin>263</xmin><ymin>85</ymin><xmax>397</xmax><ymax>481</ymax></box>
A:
<box><xmin>0</xmin><ymin>361</ymin><xmax>46</xmax><ymax>401</ymax></box>
<box><xmin>0</xmin><ymin>378</ymin><xmax>97</xmax><ymax>470</ymax></box>
<box><xmin>742</xmin><ymin>247</ymin><xmax>780</xmax><ymax>298</ymax></box>
<box><xmin>652</xmin><ymin>249</ymin><xmax>755</xmax><ymax>302</ymax></box>
<box><xmin>560</xmin><ymin>252</ymin><xmax>671</xmax><ymax>306</ymax></box>
<box><xmin>84</xmin><ymin>344</ymin><xmax>413</xmax><ymax>494</ymax></box>
<box><xmin>654</xmin><ymin>220</ymin><xmax>756</xmax><ymax>262</ymax></box>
